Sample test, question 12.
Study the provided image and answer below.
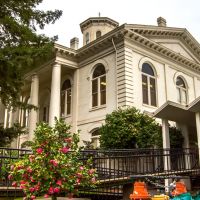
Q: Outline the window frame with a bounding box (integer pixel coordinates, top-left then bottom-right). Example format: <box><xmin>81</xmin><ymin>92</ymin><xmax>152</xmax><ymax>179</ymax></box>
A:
<box><xmin>85</xmin><ymin>32</ymin><xmax>90</xmax><ymax>44</ymax></box>
<box><xmin>91</xmin><ymin>64</ymin><xmax>106</xmax><ymax>108</ymax></box>
<box><xmin>176</xmin><ymin>76</ymin><xmax>188</xmax><ymax>105</ymax></box>
<box><xmin>61</xmin><ymin>79</ymin><xmax>72</xmax><ymax>117</ymax></box>
<box><xmin>141</xmin><ymin>63</ymin><xmax>157</xmax><ymax>107</ymax></box>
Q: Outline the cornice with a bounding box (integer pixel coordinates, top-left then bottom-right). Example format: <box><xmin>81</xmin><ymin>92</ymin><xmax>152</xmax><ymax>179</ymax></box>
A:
<box><xmin>125</xmin><ymin>24</ymin><xmax>200</xmax><ymax>61</ymax></box>
<box><xmin>54</xmin><ymin>43</ymin><xmax>77</xmax><ymax>58</ymax></box>
<box><xmin>124</xmin><ymin>28</ymin><xmax>200</xmax><ymax>73</ymax></box>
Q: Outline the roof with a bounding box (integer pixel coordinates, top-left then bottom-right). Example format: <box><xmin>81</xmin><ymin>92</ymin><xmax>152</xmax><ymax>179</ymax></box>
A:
<box><xmin>153</xmin><ymin>97</ymin><xmax>200</xmax><ymax>126</ymax></box>
<box><xmin>80</xmin><ymin>17</ymin><xmax>119</xmax><ymax>33</ymax></box>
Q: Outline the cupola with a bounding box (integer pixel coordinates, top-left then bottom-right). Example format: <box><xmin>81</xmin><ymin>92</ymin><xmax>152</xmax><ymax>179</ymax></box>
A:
<box><xmin>80</xmin><ymin>17</ymin><xmax>119</xmax><ymax>46</ymax></box>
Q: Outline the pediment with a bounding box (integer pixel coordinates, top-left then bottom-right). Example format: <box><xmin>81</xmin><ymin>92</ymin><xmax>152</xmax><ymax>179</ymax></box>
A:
<box><xmin>125</xmin><ymin>25</ymin><xmax>200</xmax><ymax>64</ymax></box>
<box><xmin>152</xmin><ymin>38</ymin><xmax>199</xmax><ymax>63</ymax></box>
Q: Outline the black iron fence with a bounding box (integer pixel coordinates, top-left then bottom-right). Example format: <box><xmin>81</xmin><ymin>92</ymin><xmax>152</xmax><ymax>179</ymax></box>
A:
<box><xmin>0</xmin><ymin>147</ymin><xmax>200</xmax><ymax>198</ymax></box>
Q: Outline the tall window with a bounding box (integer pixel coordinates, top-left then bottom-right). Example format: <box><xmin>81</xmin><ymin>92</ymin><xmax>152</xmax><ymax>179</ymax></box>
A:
<box><xmin>92</xmin><ymin>64</ymin><xmax>106</xmax><ymax>107</ymax></box>
<box><xmin>176</xmin><ymin>76</ymin><xmax>187</xmax><ymax>104</ymax></box>
<box><xmin>85</xmin><ymin>32</ymin><xmax>90</xmax><ymax>44</ymax></box>
<box><xmin>142</xmin><ymin>63</ymin><xmax>157</xmax><ymax>106</ymax></box>
<box><xmin>61</xmin><ymin>79</ymin><xmax>71</xmax><ymax>117</ymax></box>
<box><xmin>96</xmin><ymin>31</ymin><xmax>102</xmax><ymax>39</ymax></box>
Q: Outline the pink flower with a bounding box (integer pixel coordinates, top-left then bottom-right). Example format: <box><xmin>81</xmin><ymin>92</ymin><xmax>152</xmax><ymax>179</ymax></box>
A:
<box><xmin>27</xmin><ymin>167</ymin><xmax>33</xmax><ymax>173</ymax></box>
<box><xmin>44</xmin><ymin>194</ymin><xmax>49</xmax><ymax>198</ymax></box>
<box><xmin>60</xmin><ymin>147</ymin><xmax>69</xmax><ymax>154</ymax></box>
<box><xmin>50</xmin><ymin>160</ymin><xmax>58</xmax><ymax>167</ymax></box>
<box><xmin>12</xmin><ymin>181</ymin><xmax>17</xmax><ymax>187</ymax></box>
<box><xmin>30</xmin><ymin>177</ymin><xmax>35</xmax><ymax>182</ymax></box>
<box><xmin>56</xmin><ymin>180</ymin><xmax>62</xmax><ymax>186</ymax></box>
<box><xmin>8</xmin><ymin>174</ymin><xmax>13</xmax><ymax>180</ymax></box>
<box><xmin>79</xmin><ymin>166</ymin><xmax>84</xmax><ymax>170</ymax></box>
<box><xmin>91</xmin><ymin>177</ymin><xmax>96</xmax><ymax>183</ymax></box>
<box><xmin>10</xmin><ymin>165</ymin><xmax>14</xmax><ymax>171</ymax></box>
<box><xmin>29</xmin><ymin>155</ymin><xmax>35</xmax><ymax>162</ymax></box>
<box><xmin>34</xmin><ymin>185</ymin><xmax>40</xmax><ymax>191</ymax></box>
<box><xmin>54</xmin><ymin>187</ymin><xmax>60</xmax><ymax>193</ymax></box>
<box><xmin>20</xmin><ymin>180</ymin><xmax>26</xmax><ymax>185</ymax></box>
<box><xmin>88</xmin><ymin>169</ymin><xmax>95</xmax><ymax>175</ymax></box>
<box><xmin>76</xmin><ymin>178</ymin><xmax>81</xmax><ymax>185</ymax></box>
<box><xmin>36</xmin><ymin>147</ymin><xmax>43</xmax><ymax>154</ymax></box>
<box><xmin>31</xmin><ymin>195</ymin><xmax>36</xmax><ymax>200</ymax></box>
<box><xmin>29</xmin><ymin>187</ymin><xmax>35</xmax><ymax>192</ymax></box>
<box><xmin>48</xmin><ymin>187</ymin><xmax>54</xmax><ymax>194</ymax></box>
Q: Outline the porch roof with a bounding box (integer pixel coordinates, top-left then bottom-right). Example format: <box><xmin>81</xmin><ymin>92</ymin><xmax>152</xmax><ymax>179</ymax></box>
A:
<box><xmin>153</xmin><ymin>97</ymin><xmax>200</xmax><ymax>126</ymax></box>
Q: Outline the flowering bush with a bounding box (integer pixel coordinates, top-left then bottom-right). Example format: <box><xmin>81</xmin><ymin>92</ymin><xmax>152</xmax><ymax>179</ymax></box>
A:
<box><xmin>9</xmin><ymin>119</ymin><xmax>97</xmax><ymax>200</ymax></box>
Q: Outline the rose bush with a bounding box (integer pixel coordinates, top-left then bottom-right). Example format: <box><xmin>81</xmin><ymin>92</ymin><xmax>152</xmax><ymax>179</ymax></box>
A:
<box><xmin>9</xmin><ymin>119</ymin><xmax>97</xmax><ymax>200</ymax></box>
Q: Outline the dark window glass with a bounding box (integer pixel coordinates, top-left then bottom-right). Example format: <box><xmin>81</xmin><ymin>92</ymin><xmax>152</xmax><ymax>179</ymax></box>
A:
<box><xmin>86</xmin><ymin>32</ymin><xmax>90</xmax><ymax>44</ymax></box>
<box><xmin>142</xmin><ymin>75</ymin><xmax>148</xmax><ymax>104</ymax></box>
<box><xmin>93</xmin><ymin>64</ymin><xmax>106</xmax><ymax>78</ymax></box>
<box><xmin>142</xmin><ymin>63</ymin><xmax>154</xmax><ymax>76</ymax></box>
<box><xmin>92</xmin><ymin>79</ymin><xmax>98</xmax><ymax>107</ymax></box>
<box><xmin>176</xmin><ymin>77</ymin><xmax>186</xmax><ymax>88</ymax></box>
<box><xmin>100</xmin><ymin>76</ymin><xmax>106</xmax><ymax>105</ymax></box>
<box><xmin>150</xmin><ymin>78</ymin><xmax>156</xmax><ymax>106</ymax></box>
<box><xmin>96</xmin><ymin>31</ymin><xmax>102</xmax><ymax>39</ymax></box>
<box><xmin>67</xmin><ymin>89</ymin><xmax>71</xmax><ymax>115</ymax></box>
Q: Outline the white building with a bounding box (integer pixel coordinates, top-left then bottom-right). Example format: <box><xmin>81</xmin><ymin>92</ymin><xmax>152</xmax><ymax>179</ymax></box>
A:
<box><xmin>1</xmin><ymin>16</ymin><xmax>200</xmax><ymax>155</ymax></box>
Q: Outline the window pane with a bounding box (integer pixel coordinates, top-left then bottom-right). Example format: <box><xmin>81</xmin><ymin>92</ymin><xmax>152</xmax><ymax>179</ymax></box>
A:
<box><xmin>176</xmin><ymin>77</ymin><xmax>186</xmax><ymax>88</ymax></box>
<box><xmin>92</xmin><ymin>93</ymin><xmax>98</xmax><ymax>107</ymax></box>
<box><xmin>93</xmin><ymin>64</ymin><xmax>106</xmax><ymax>78</ymax></box>
<box><xmin>92</xmin><ymin>79</ymin><xmax>98</xmax><ymax>107</ymax></box>
<box><xmin>142</xmin><ymin>63</ymin><xmax>154</xmax><ymax>76</ymax></box>
<box><xmin>100</xmin><ymin>76</ymin><xmax>106</xmax><ymax>105</ymax></box>
<box><xmin>177</xmin><ymin>88</ymin><xmax>181</xmax><ymax>103</ymax></box>
<box><xmin>61</xmin><ymin>92</ymin><xmax>65</xmax><ymax>117</ymax></box>
<box><xmin>91</xmin><ymin>138</ymin><xmax>98</xmax><ymax>149</ymax></box>
<box><xmin>62</xmin><ymin>79</ymin><xmax>71</xmax><ymax>90</ymax></box>
<box><xmin>182</xmin><ymin>90</ymin><xmax>187</xmax><ymax>104</ymax></box>
<box><xmin>67</xmin><ymin>89</ymin><xmax>71</xmax><ymax>115</ymax></box>
<box><xmin>96</xmin><ymin>31</ymin><xmax>101</xmax><ymax>38</ymax></box>
<box><xmin>92</xmin><ymin>79</ymin><xmax>98</xmax><ymax>93</ymax></box>
<box><xmin>150</xmin><ymin>78</ymin><xmax>156</xmax><ymax>106</ymax></box>
<box><xmin>142</xmin><ymin>75</ymin><xmax>148</xmax><ymax>104</ymax></box>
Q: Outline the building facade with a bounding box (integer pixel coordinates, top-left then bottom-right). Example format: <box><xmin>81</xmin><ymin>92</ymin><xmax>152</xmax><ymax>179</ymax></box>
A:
<box><xmin>1</xmin><ymin>16</ymin><xmax>200</xmax><ymax>155</ymax></box>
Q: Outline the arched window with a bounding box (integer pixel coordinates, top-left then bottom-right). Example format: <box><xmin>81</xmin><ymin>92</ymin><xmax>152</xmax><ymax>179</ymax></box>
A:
<box><xmin>92</xmin><ymin>64</ymin><xmax>106</xmax><ymax>107</ymax></box>
<box><xmin>91</xmin><ymin>129</ymin><xmax>100</xmax><ymax>148</ymax></box>
<box><xmin>142</xmin><ymin>63</ymin><xmax>157</xmax><ymax>106</ymax></box>
<box><xmin>96</xmin><ymin>31</ymin><xmax>102</xmax><ymax>39</ymax></box>
<box><xmin>85</xmin><ymin>32</ymin><xmax>90</xmax><ymax>44</ymax></box>
<box><xmin>176</xmin><ymin>76</ymin><xmax>187</xmax><ymax>104</ymax></box>
<box><xmin>61</xmin><ymin>79</ymin><xmax>71</xmax><ymax>117</ymax></box>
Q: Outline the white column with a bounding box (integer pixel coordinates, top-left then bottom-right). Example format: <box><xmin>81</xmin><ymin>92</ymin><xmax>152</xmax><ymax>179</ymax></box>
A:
<box><xmin>49</xmin><ymin>63</ymin><xmax>61</xmax><ymax>126</ymax></box>
<box><xmin>162</xmin><ymin>118</ymin><xmax>171</xmax><ymax>193</ymax></box>
<box><xmin>72</xmin><ymin>69</ymin><xmax>79</xmax><ymax>132</ymax></box>
<box><xmin>195</xmin><ymin>112</ymin><xmax>200</xmax><ymax>164</ymax></box>
<box><xmin>8</xmin><ymin>108</ymin><xmax>13</xmax><ymax>128</ymax></box>
<box><xmin>29</xmin><ymin>74</ymin><xmax>39</xmax><ymax>140</ymax></box>
<box><xmin>4</xmin><ymin>108</ymin><xmax>8</xmax><ymax>128</ymax></box>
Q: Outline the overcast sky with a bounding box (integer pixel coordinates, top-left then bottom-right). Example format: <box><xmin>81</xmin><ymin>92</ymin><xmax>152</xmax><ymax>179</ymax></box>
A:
<box><xmin>38</xmin><ymin>0</ymin><xmax>200</xmax><ymax>48</ymax></box>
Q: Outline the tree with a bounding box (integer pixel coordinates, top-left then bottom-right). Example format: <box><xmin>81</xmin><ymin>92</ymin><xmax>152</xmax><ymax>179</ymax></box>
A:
<box><xmin>0</xmin><ymin>123</ymin><xmax>25</xmax><ymax>147</ymax></box>
<box><xmin>99</xmin><ymin>107</ymin><xmax>184</xmax><ymax>149</ymax></box>
<box><xmin>9</xmin><ymin>119</ymin><xmax>97</xmax><ymax>200</ymax></box>
<box><xmin>0</xmin><ymin>0</ymin><xmax>62</xmax><ymax>107</ymax></box>
<box><xmin>99</xmin><ymin>107</ymin><xmax>160</xmax><ymax>149</ymax></box>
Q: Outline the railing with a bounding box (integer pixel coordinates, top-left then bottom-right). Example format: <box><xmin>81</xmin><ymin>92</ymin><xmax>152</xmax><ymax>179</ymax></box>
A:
<box><xmin>80</xmin><ymin>148</ymin><xmax>200</xmax><ymax>181</ymax></box>
<box><xmin>0</xmin><ymin>148</ymin><xmax>200</xmax><ymax>198</ymax></box>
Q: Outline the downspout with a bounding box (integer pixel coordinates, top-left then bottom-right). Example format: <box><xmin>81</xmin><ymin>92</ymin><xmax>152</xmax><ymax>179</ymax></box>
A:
<box><xmin>112</xmin><ymin>38</ymin><xmax>118</xmax><ymax>108</ymax></box>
